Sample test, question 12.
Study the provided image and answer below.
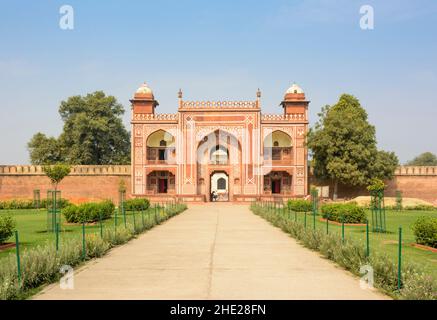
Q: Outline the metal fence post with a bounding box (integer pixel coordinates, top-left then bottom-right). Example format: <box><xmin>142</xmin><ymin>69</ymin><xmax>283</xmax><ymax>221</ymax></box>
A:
<box><xmin>326</xmin><ymin>214</ymin><xmax>329</xmax><ymax>234</ymax></box>
<box><xmin>366</xmin><ymin>220</ymin><xmax>370</xmax><ymax>257</ymax></box>
<box><xmin>56</xmin><ymin>222</ymin><xmax>59</xmax><ymax>251</ymax></box>
<box><xmin>99</xmin><ymin>213</ymin><xmax>103</xmax><ymax>239</ymax></box>
<box><xmin>341</xmin><ymin>219</ymin><xmax>345</xmax><ymax>243</ymax></box>
<box><xmin>141</xmin><ymin>205</ymin><xmax>145</xmax><ymax>228</ymax></box>
<box><xmin>313</xmin><ymin>209</ymin><xmax>316</xmax><ymax>230</ymax></box>
<box><xmin>15</xmin><ymin>231</ymin><xmax>21</xmax><ymax>284</ymax></box>
<box><xmin>398</xmin><ymin>227</ymin><xmax>402</xmax><ymax>291</ymax></box>
<box><xmin>82</xmin><ymin>222</ymin><xmax>86</xmax><ymax>260</ymax></box>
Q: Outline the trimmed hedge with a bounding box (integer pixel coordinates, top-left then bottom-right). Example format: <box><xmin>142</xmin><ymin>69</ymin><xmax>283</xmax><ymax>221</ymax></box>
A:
<box><xmin>0</xmin><ymin>215</ymin><xmax>16</xmax><ymax>244</ymax></box>
<box><xmin>63</xmin><ymin>200</ymin><xmax>115</xmax><ymax>223</ymax></box>
<box><xmin>412</xmin><ymin>216</ymin><xmax>437</xmax><ymax>248</ymax></box>
<box><xmin>124</xmin><ymin>198</ymin><xmax>150</xmax><ymax>211</ymax></box>
<box><xmin>0</xmin><ymin>198</ymin><xmax>70</xmax><ymax>210</ymax></box>
<box><xmin>287</xmin><ymin>199</ymin><xmax>312</xmax><ymax>212</ymax></box>
<box><xmin>321</xmin><ymin>203</ymin><xmax>367</xmax><ymax>224</ymax></box>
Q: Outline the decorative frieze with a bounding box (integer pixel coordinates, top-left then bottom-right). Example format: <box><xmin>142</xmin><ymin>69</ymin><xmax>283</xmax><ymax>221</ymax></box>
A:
<box><xmin>181</xmin><ymin>101</ymin><xmax>257</xmax><ymax>109</ymax></box>
<box><xmin>261</xmin><ymin>113</ymin><xmax>306</xmax><ymax>121</ymax></box>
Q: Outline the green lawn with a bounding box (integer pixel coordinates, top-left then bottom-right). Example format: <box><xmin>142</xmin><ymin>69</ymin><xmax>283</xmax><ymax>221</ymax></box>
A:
<box><xmin>0</xmin><ymin>207</ymin><xmax>159</xmax><ymax>260</ymax></box>
<box><xmin>286</xmin><ymin>208</ymin><xmax>437</xmax><ymax>278</ymax></box>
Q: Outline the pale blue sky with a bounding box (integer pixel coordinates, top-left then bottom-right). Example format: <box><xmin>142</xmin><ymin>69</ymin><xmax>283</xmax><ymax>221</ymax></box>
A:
<box><xmin>0</xmin><ymin>0</ymin><xmax>436</xmax><ymax>164</ymax></box>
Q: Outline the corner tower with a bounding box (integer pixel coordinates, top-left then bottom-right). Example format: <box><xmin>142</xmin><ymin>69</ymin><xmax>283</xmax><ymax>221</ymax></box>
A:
<box><xmin>130</xmin><ymin>82</ymin><xmax>159</xmax><ymax>115</ymax></box>
<box><xmin>281</xmin><ymin>83</ymin><xmax>309</xmax><ymax>118</ymax></box>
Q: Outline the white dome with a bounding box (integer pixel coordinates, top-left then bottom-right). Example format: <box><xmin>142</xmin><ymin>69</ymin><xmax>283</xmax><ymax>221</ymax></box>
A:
<box><xmin>286</xmin><ymin>83</ymin><xmax>304</xmax><ymax>94</ymax></box>
<box><xmin>135</xmin><ymin>82</ymin><xmax>153</xmax><ymax>95</ymax></box>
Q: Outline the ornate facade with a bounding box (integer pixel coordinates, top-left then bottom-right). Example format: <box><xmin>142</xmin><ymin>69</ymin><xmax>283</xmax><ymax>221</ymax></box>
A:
<box><xmin>130</xmin><ymin>82</ymin><xmax>309</xmax><ymax>202</ymax></box>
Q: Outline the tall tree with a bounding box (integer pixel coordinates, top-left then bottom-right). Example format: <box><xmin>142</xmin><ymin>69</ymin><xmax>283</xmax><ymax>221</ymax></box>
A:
<box><xmin>28</xmin><ymin>133</ymin><xmax>64</xmax><ymax>165</ymax></box>
<box><xmin>406</xmin><ymin>152</ymin><xmax>437</xmax><ymax>166</ymax></box>
<box><xmin>28</xmin><ymin>91</ymin><xmax>130</xmax><ymax>165</ymax></box>
<box><xmin>307</xmin><ymin>94</ymin><xmax>398</xmax><ymax>199</ymax></box>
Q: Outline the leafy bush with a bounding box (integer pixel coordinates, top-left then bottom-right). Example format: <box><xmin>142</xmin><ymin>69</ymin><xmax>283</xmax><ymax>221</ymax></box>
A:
<box><xmin>287</xmin><ymin>199</ymin><xmax>312</xmax><ymax>212</ymax></box>
<box><xmin>0</xmin><ymin>200</ymin><xmax>34</xmax><ymax>210</ymax></box>
<box><xmin>124</xmin><ymin>198</ymin><xmax>150</xmax><ymax>211</ymax></box>
<box><xmin>0</xmin><ymin>215</ymin><xmax>16</xmax><ymax>244</ymax></box>
<box><xmin>367</xmin><ymin>178</ymin><xmax>386</xmax><ymax>193</ymax></box>
<box><xmin>321</xmin><ymin>203</ymin><xmax>367</xmax><ymax>223</ymax></box>
<box><xmin>412</xmin><ymin>216</ymin><xmax>437</xmax><ymax>248</ymax></box>
<box><xmin>63</xmin><ymin>200</ymin><xmax>115</xmax><ymax>223</ymax></box>
<box><xmin>41</xmin><ymin>198</ymin><xmax>71</xmax><ymax>210</ymax></box>
<box><xmin>0</xmin><ymin>198</ymin><xmax>70</xmax><ymax>210</ymax></box>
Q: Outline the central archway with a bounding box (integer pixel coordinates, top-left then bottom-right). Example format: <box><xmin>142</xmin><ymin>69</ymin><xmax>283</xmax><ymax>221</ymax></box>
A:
<box><xmin>210</xmin><ymin>171</ymin><xmax>229</xmax><ymax>201</ymax></box>
<box><xmin>196</xmin><ymin>129</ymin><xmax>241</xmax><ymax>201</ymax></box>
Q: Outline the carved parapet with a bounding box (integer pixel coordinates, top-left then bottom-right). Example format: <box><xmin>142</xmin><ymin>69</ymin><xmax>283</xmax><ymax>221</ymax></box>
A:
<box><xmin>261</xmin><ymin>113</ymin><xmax>306</xmax><ymax>122</ymax></box>
<box><xmin>0</xmin><ymin>165</ymin><xmax>131</xmax><ymax>176</ymax></box>
<box><xmin>180</xmin><ymin>100</ymin><xmax>258</xmax><ymax>109</ymax></box>
<box><xmin>133</xmin><ymin>113</ymin><xmax>178</xmax><ymax>122</ymax></box>
<box><xmin>395</xmin><ymin>166</ymin><xmax>437</xmax><ymax>176</ymax></box>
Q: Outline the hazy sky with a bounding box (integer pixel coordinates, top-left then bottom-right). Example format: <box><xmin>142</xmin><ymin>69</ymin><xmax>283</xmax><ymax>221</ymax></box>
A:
<box><xmin>0</xmin><ymin>0</ymin><xmax>436</xmax><ymax>164</ymax></box>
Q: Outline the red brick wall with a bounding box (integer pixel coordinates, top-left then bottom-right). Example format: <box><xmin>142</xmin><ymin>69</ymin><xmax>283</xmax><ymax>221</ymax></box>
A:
<box><xmin>309</xmin><ymin>166</ymin><xmax>437</xmax><ymax>205</ymax></box>
<box><xmin>0</xmin><ymin>175</ymin><xmax>131</xmax><ymax>203</ymax></box>
<box><xmin>0</xmin><ymin>165</ymin><xmax>131</xmax><ymax>204</ymax></box>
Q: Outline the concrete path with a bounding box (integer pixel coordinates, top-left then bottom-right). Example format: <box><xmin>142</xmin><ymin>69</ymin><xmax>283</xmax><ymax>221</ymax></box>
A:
<box><xmin>34</xmin><ymin>204</ymin><xmax>387</xmax><ymax>300</ymax></box>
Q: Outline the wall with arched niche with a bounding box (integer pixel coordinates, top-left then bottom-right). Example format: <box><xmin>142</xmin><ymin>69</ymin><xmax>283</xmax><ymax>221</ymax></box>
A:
<box><xmin>263</xmin><ymin>130</ymin><xmax>292</xmax><ymax>148</ymax></box>
<box><xmin>146</xmin><ymin>130</ymin><xmax>175</xmax><ymax>147</ymax></box>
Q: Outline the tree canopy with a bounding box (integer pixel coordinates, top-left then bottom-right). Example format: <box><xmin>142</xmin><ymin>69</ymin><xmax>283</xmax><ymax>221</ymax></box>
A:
<box><xmin>406</xmin><ymin>152</ymin><xmax>437</xmax><ymax>166</ymax></box>
<box><xmin>28</xmin><ymin>91</ymin><xmax>130</xmax><ymax>165</ymax></box>
<box><xmin>306</xmin><ymin>94</ymin><xmax>398</xmax><ymax>199</ymax></box>
<box><xmin>43</xmin><ymin>164</ymin><xmax>71</xmax><ymax>191</ymax></box>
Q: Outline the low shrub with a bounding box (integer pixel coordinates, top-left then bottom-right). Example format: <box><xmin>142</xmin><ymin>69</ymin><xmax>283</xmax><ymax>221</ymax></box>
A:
<box><xmin>412</xmin><ymin>216</ymin><xmax>437</xmax><ymax>248</ymax></box>
<box><xmin>0</xmin><ymin>198</ymin><xmax>71</xmax><ymax>210</ymax></box>
<box><xmin>41</xmin><ymin>198</ymin><xmax>71</xmax><ymax>210</ymax></box>
<box><xmin>250</xmin><ymin>203</ymin><xmax>437</xmax><ymax>300</ymax></box>
<box><xmin>321</xmin><ymin>203</ymin><xmax>367</xmax><ymax>224</ymax></box>
<box><xmin>63</xmin><ymin>200</ymin><xmax>115</xmax><ymax>223</ymax></box>
<box><xmin>287</xmin><ymin>199</ymin><xmax>312</xmax><ymax>212</ymax></box>
<box><xmin>124</xmin><ymin>198</ymin><xmax>150</xmax><ymax>211</ymax></box>
<box><xmin>0</xmin><ymin>215</ymin><xmax>16</xmax><ymax>244</ymax></box>
<box><xmin>0</xmin><ymin>199</ymin><xmax>34</xmax><ymax>210</ymax></box>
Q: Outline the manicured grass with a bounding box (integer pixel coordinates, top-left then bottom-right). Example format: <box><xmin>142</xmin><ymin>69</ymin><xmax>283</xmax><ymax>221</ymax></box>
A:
<box><xmin>280</xmin><ymin>207</ymin><xmax>437</xmax><ymax>279</ymax></box>
<box><xmin>0</xmin><ymin>207</ymin><xmax>160</xmax><ymax>260</ymax></box>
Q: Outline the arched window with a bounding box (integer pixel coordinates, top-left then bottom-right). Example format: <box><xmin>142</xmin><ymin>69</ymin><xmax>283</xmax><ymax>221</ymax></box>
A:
<box><xmin>159</xmin><ymin>140</ymin><xmax>167</xmax><ymax>147</ymax></box>
<box><xmin>273</xmin><ymin>141</ymin><xmax>279</xmax><ymax>147</ymax></box>
<box><xmin>210</xmin><ymin>145</ymin><xmax>229</xmax><ymax>164</ymax></box>
<box><xmin>217</xmin><ymin>177</ymin><xmax>226</xmax><ymax>190</ymax></box>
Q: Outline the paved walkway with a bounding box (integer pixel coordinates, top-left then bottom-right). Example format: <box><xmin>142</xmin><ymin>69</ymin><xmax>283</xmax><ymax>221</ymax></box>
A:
<box><xmin>35</xmin><ymin>204</ymin><xmax>387</xmax><ymax>299</ymax></box>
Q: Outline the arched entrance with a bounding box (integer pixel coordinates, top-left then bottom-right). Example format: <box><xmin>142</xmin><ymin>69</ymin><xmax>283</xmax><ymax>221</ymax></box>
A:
<box><xmin>196</xmin><ymin>129</ymin><xmax>241</xmax><ymax>201</ymax></box>
<box><xmin>210</xmin><ymin>171</ymin><xmax>229</xmax><ymax>201</ymax></box>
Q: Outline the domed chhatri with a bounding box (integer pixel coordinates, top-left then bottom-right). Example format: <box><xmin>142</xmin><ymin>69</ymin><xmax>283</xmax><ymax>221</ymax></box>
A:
<box><xmin>284</xmin><ymin>83</ymin><xmax>306</xmax><ymax>101</ymax></box>
<box><xmin>286</xmin><ymin>83</ymin><xmax>304</xmax><ymax>94</ymax></box>
<box><xmin>134</xmin><ymin>82</ymin><xmax>154</xmax><ymax>99</ymax></box>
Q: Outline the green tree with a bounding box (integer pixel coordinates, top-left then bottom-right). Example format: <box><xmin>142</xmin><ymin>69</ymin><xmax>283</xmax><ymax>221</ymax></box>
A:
<box><xmin>28</xmin><ymin>91</ymin><xmax>130</xmax><ymax>165</ymax></box>
<box><xmin>27</xmin><ymin>133</ymin><xmax>64</xmax><ymax>165</ymax></box>
<box><xmin>307</xmin><ymin>94</ymin><xmax>399</xmax><ymax>200</ymax></box>
<box><xmin>42</xmin><ymin>164</ymin><xmax>71</xmax><ymax>192</ymax></box>
<box><xmin>406</xmin><ymin>152</ymin><xmax>437</xmax><ymax>166</ymax></box>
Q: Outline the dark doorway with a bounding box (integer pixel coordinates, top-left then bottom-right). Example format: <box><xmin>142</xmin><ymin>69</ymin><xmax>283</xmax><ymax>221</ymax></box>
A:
<box><xmin>271</xmin><ymin>179</ymin><xmax>281</xmax><ymax>194</ymax></box>
<box><xmin>158</xmin><ymin>178</ymin><xmax>168</xmax><ymax>193</ymax></box>
<box><xmin>158</xmin><ymin>149</ymin><xmax>166</xmax><ymax>160</ymax></box>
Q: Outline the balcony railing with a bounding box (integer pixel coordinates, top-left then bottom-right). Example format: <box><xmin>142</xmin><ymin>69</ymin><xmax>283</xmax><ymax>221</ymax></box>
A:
<box><xmin>263</xmin><ymin>147</ymin><xmax>293</xmax><ymax>164</ymax></box>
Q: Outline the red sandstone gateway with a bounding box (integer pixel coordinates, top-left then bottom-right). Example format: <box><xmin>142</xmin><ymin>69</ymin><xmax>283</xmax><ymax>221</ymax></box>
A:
<box><xmin>130</xmin><ymin>82</ymin><xmax>309</xmax><ymax>202</ymax></box>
